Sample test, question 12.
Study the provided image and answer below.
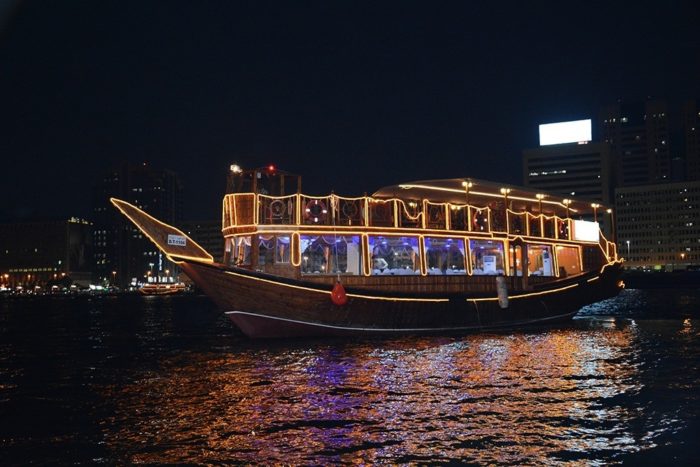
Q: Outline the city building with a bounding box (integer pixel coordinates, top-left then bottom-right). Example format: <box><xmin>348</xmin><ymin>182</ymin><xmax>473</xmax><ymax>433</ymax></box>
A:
<box><xmin>615</xmin><ymin>180</ymin><xmax>700</xmax><ymax>270</ymax></box>
<box><xmin>523</xmin><ymin>142</ymin><xmax>613</xmax><ymax>205</ymax></box>
<box><xmin>523</xmin><ymin>120</ymin><xmax>614</xmax><ymax>235</ymax></box>
<box><xmin>92</xmin><ymin>162</ymin><xmax>182</xmax><ymax>287</ymax></box>
<box><xmin>0</xmin><ymin>218</ymin><xmax>93</xmax><ymax>289</ymax></box>
<box><xmin>600</xmin><ymin>99</ymin><xmax>671</xmax><ymax>186</ymax></box>
<box><xmin>684</xmin><ymin>99</ymin><xmax>700</xmax><ymax>181</ymax></box>
<box><xmin>181</xmin><ymin>220</ymin><xmax>224</xmax><ymax>263</ymax></box>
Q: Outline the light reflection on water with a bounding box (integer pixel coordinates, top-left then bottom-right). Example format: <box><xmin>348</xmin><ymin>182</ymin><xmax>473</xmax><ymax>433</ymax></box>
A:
<box><xmin>103</xmin><ymin>321</ymin><xmax>692</xmax><ymax>464</ymax></box>
<box><xmin>1</xmin><ymin>290</ymin><xmax>699</xmax><ymax>464</ymax></box>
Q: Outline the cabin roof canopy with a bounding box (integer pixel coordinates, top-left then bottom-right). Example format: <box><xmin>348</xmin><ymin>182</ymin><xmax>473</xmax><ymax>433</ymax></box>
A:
<box><xmin>372</xmin><ymin>178</ymin><xmax>604</xmax><ymax>215</ymax></box>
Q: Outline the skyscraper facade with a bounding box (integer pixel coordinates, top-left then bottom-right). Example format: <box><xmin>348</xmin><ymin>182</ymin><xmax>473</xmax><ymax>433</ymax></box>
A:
<box><xmin>600</xmin><ymin>99</ymin><xmax>671</xmax><ymax>187</ymax></box>
<box><xmin>615</xmin><ymin>181</ymin><xmax>700</xmax><ymax>270</ymax></box>
<box><xmin>92</xmin><ymin>163</ymin><xmax>182</xmax><ymax>287</ymax></box>
<box><xmin>523</xmin><ymin>142</ymin><xmax>613</xmax><ymax>205</ymax></box>
<box><xmin>684</xmin><ymin>99</ymin><xmax>700</xmax><ymax>181</ymax></box>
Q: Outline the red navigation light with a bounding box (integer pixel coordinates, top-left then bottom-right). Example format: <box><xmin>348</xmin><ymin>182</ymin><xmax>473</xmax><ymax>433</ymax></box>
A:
<box><xmin>268</xmin><ymin>164</ymin><xmax>275</xmax><ymax>172</ymax></box>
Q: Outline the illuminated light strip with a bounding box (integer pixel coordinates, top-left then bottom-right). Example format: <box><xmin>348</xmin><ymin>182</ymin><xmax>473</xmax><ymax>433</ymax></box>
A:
<box><xmin>362</xmin><ymin>234</ymin><xmax>371</xmax><ymax>276</ymax></box>
<box><xmin>221</xmin><ymin>197</ymin><xmax>226</xmax><ymax>232</ymax></box>
<box><xmin>464</xmin><ymin>237</ymin><xmax>473</xmax><ymax>275</ymax></box>
<box><xmin>225</xmin><ymin>310</ymin><xmax>578</xmax><ymax>333</ymax></box>
<box><xmin>259</xmin><ymin>194</ymin><xmax>297</xmax><ymax>201</ymax></box>
<box><xmin>110</xmin><ymin>198</ymin><xmax>214</xmax><ymax>263</ymax></box>
<box><xmin>222</xmin><ymin>270</ymin><xmax>449</xmax><ymax>302</ymax></box>
<box><xmin>397</xmin><ymin>199</ymin><xmax>423</xmax><ymax>222</ymax></box>
<box><xmin>393</xmin><ymin>200</ymin><xmax>399</xmax><ymax>228</ymax></box>
<box><xmin>467</xmin><ymin>283</ymin><xmax>579</xmax><ymax>303</ymax></box>
<box><xmin>552</xmin><ymin>243</ymin><xmax>561</xmax><ymax>277</ymax></box>
<box><xmin>363</xmin><ymin>199</ymin><xmax>369</xmax><ymax>230</ymax></box>
<box><xmin>291</xmin><ymin>232</ymin><xmax>301</xmax><ymax>267</ymax></box>
<box><xmin>166</xmin><ymin>253</ymin><xmax>217</xmax><ymax>264</ymax></box>
<box><xmin>332</xmin><ymin>194</ymin><xmax>368</xmax><ymax>201</ymax></box>
<box><xmin>587</xmin><ymin>276</ymin><xmax>600</xmax><ymax>283</ymax></box>
<box><xmin>508</xmin><ymin>282</ymin><xmax>579</xmax><ymax>299</ymax></box>
<box><xmin>397</xmin><ymin>184</ymin><xmax>581</xmax><ymax>212</ymax></box>
<box><xmin>600</xmin><ymin>259</ymin><xmax>622</xmax><ymax>274</ymax></box>
<box><xmin>254</xmin><ymin>193</ymin><xmax>259</xmax><ymax>225</ymax></box>
<box><xmin>231</xmin><ymin>227</ymin><xmax>513</xmax><ymax>242</ymax></box>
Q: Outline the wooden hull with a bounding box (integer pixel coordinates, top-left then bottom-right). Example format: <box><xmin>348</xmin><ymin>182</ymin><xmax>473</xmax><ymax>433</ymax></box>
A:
<box><xmin>180</xmin><ymin>261</ymin><xmax>623</xmax><ymax>338</ymax></box>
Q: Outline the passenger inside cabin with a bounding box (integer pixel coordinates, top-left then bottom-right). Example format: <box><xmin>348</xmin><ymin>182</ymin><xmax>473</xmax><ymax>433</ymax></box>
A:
<box><xmin>369</xmin><ymin>236</ymin><xmax>420</xmax><ymax>275</ymax></box>
<box><xmin>425</xmin><ymin>237</ymin><xmax>466</xmax><ymax>275</ymax></box>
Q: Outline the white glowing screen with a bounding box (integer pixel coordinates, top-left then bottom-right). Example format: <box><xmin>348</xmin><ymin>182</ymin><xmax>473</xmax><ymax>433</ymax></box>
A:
<box><xmin>572</xmin><ymin>219</ymin><xmax>599</xmax><ymax>242</ymax></box>
<box><xmin>539</xmin><ymin>119</ymin><xmax>592</xmax><ymax>146</ymax></box>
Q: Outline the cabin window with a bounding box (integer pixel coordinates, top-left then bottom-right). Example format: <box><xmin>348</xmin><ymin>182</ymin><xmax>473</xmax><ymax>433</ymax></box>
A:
<box><xmin>368</xmin><ymin>235</ymin><xmax>420</xmax><ymax>275</ymax></box>
<box><xmin>234</xmin><ymin>236</ymin><xmax>252</xmax><ymax>266</ymax></box>
<box><xmin>300</xmin><ymin>235</ymin><xmax>361</xmax><ymax>275</ymax></box>
<box><xmin>527</xmin><ymin>244</ymin><xmax>554</xmax><ymax>276</ymax></box>
<box><xmin>425</xmin><ymin>237</ymin><xmax>466</xmax><ymax>275</ymax></box>
<box><xmin>469</xmin><ymin>239</ymin><xmax>505</xmax><ymax>275</ymax></box>
<box><xmin>556</xmin><ymin>245</ymin><xmax>581</xmax><ymax>277</ymax></box>
<box><xmin>258</xmin><ymin>235</ymin><xmax>275</xmax><ymax>265</ymax></box>
<box><xmin>276</xmin><ymin>235</ymin><xmax>290</xmax><ymax>263</ymax></box>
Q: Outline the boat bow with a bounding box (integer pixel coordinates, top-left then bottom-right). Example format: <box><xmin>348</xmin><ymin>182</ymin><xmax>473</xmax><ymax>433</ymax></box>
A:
<box><xmin>110</xmin><ymin>198</ymin><xmax>214</xmax><ymax>263</ymax></box>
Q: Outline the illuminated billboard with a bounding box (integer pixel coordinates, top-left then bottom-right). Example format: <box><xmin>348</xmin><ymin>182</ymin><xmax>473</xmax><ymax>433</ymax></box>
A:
<box><xmin>572</xmin><ymin>219</ymin><xmax>599</xmax><ymax>242</ymax></box>
<box><xmin>539</xmin><ymin>119</ymin><xmax>592</xmax><ymax>146</ymax></box>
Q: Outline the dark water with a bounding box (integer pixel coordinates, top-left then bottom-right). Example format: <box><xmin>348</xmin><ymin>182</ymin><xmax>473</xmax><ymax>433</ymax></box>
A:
<box><xmin>1</xmin><ymin>290</ymin><xmax>699</xmax><ymax>465</ymax></box>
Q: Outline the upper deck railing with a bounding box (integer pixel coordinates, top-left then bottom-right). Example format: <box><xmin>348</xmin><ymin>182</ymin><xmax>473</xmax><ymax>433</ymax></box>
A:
<box><xmin>222</xmin><ymin>193</ymin><xmax>594</xmax><ymax>242</ymax></box>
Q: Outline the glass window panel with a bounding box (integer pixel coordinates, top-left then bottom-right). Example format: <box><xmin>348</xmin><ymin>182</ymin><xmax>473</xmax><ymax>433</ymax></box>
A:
<box><xmin>258</xmin><ymin>235</ymin><xmax>275</xmax><ymax>266</ymax></box>
<box><xmin>425</xmin><ymin>237</ymin><xmax>466</xmax><ymax>275</ymax></box>
<box><xmin>469</xmin><ymin>239</ymin><xmax>505</xmax><ymax>275</ymax></box>
<box><xmin>301</xmin><ymin>235</ymin><xmax>361</xmax><ymax>275</ymax></box>
<box><xmin>527</xmin><ymin>244</ymin><xmax>554</xmax><ymax>276</ymax></box>
<box><xmin>234</xmin><ymin>236</ymin><xmax>251</xmax><ymax>266</ymax></box>
<box><xmin>556</xmin><ymin>246</ymin><xmax>581</xmax><ymax>277</ymax></box>
<box><xmin>368</xmin><ymin>236</ymin><xmax>420</xmax><ymax>275</ymax></box>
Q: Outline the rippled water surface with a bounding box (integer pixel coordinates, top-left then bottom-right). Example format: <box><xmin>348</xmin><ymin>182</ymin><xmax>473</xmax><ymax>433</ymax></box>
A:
<box><xmin>1</xmin><ymin>289</ymin><xmax>699</xmax><ymax>464</ymax></box>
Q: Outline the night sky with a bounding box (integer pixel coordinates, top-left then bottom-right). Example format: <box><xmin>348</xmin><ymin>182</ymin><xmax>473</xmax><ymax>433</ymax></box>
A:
<box><xmin>1</xmin><ymin>1</ymin><xmax>698</xmax><ymax>221</ymax></box>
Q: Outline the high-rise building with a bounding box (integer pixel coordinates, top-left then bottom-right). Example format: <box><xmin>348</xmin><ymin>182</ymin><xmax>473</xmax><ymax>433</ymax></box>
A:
<box><xmin>523</xmin><ymin>142</ymin><xmax>613</xmax><ymax>205</ymax></box>
<box><xmin>684</xmin><ymin>99</ymin><xmax>700</xmax><ymax>181</ymax></box>
<box><xmin>523</xmin><ymin>120</ymin><xmax>614</xmax><ymax>235</ymax></box>
<box><xmin>615</xmin><ymin>181</ymin><xmax>700</xmax><ymax>270</ymax></box>
<box><xmin>600</xmin><ymin>99</ymin><xmax>671</xmax><ymax>186</ymax></box>
<box><xmin>92</xmin><ymin>163</ymin><xmax>182</xmax><ymax>287</ymax></box>
<box><xmin>0</xmin><ymin>218</ymin><xmax>93</xmax><ymax>289</ymax></box>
